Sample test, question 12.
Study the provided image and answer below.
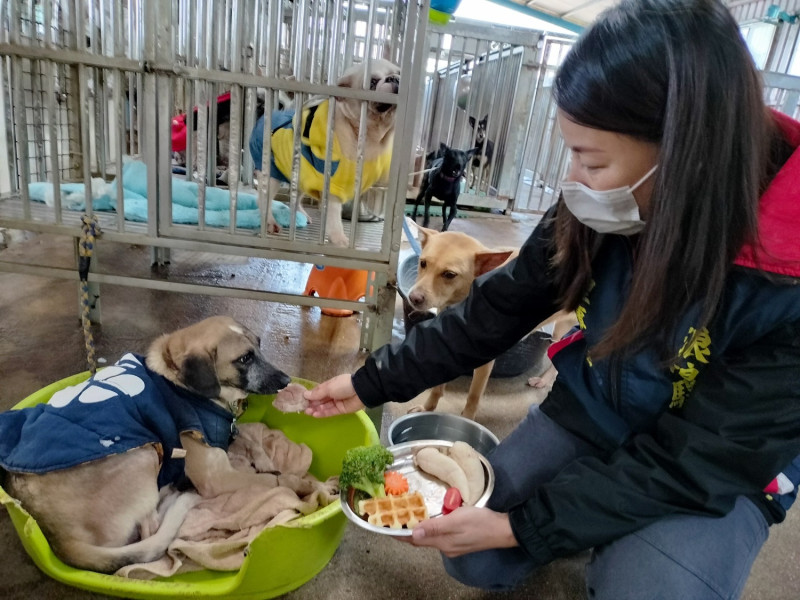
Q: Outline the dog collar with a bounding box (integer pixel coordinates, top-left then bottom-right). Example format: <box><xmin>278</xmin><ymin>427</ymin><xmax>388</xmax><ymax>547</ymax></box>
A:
<box><xmin>228</xmin><ymin>398</ymin><xmax>248</xmax><ymax>439</ymax></box>
<box><xmin>440</xmin><ymin>172</ymin><xmax>462</xmax><ymax>182</ymax></box>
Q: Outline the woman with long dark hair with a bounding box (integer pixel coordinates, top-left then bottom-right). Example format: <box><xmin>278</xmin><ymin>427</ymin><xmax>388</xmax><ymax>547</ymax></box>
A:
<box><xmin>304</xmin><ymin>0</ymin><xmax>800</xmax><ymax>596</ymax></box>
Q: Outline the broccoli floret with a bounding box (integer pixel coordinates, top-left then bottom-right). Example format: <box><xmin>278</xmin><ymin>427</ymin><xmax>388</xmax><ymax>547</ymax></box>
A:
<box><xmin>339</xmin><ymin>444</ymin><xmax>394</xmax><ymax>498</ymax></box>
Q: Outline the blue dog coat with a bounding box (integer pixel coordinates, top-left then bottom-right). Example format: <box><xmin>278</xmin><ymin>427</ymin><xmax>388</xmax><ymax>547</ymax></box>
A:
<box><xmin>0</xmin><ymin>354</ymin><xmax>235</xmax><ymax>489</ymax></box>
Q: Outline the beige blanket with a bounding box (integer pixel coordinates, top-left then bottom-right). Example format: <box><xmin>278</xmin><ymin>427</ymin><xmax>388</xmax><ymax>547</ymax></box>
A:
<box><xmin>116</xmin><ymin>423</ymin><xmax>339</xmax><ymax>579</ymax></box>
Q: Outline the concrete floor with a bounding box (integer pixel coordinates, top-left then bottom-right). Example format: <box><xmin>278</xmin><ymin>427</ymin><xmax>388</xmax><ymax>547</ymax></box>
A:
<box><xmin>0</xmin><ymin>212</ymin><xmax>798</xmax><ymax>600</ymax></box>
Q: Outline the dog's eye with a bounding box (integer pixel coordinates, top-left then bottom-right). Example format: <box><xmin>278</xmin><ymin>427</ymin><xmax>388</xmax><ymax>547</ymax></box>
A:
<box><xmin>442</xmin><ymin>271</ymin><xmax>457</xmax><ymax>280</ymax></box>
<box><xmin>370</xmin><ymin>77</ymin><xmax>380</xmax><ymax>89</ymax></box>
<box><xmin>237</xmin><ymin>351</ymin><xmax>254</xmax><ymax>365</ymax></box>
<box><xmin>419</xmin><ymin>259</ymin><xmax>427</xmax><ymax>270</ymax></box>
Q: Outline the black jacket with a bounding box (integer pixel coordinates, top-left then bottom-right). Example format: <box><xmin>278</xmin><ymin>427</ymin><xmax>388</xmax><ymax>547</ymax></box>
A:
<box><xmin>352</xmin><ymin>112</ymin><xmax>800</xmax><ymax>565</ymax></box>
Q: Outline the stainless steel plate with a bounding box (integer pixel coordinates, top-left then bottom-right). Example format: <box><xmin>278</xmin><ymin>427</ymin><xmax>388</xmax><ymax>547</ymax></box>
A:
<box><xmin>340</xmin><ymin>440</ymin><xmax>495</xmax><ymax>537</ymax></box>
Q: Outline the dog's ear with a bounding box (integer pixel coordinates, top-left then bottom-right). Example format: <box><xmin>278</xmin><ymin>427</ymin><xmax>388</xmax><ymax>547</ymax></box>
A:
<box><xmin>480</xmin><ymin>115</ymin><xmax>488</xmax><ymax>127</ymax></box>
<box><xmin>179</xmin><ymin>353</ymin><xmax>221</xmax><ymax>399</ymax></box>
<box><xmin>474</xmin><ymin>250</ymin><xmax>514</xmax><ymax>276</ymax></box>
<box><xmin>466</xmin><ymin>147</ymin><xmax>478</xmax><ymax>157</ymax></box>
<box><xmin>439</xmin><ymin>142</ymin><xmax>448</xmax><ymax>154</ymax></box>
<box><xmin>284</xmin><ymin>76</ymin><xmax>296</xmax><ymax>101</ymax></box>
<box><xmin>416</xmin><ymin>225</ymin><xmax>440</xmax><ymax>248</ymax></box>
<box><xmin>468</xmin><ymin>116</ymin><xmax>476</xmax><ymax>128</ymax></box>
<box><xmin>336</xmin><ymin>68</ymin><xmax>355</xmax><ymax>89</ymax></box>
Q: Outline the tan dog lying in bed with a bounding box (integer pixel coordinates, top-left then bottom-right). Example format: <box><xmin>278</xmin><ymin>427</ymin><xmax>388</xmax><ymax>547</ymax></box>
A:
<box><xmin>0</xmin><ymin>316</ymin><xmax>334</xmax><ymax>573</ymax></box>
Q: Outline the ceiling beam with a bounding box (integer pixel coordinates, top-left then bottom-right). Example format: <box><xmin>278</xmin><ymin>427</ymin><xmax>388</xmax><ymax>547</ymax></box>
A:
<box><xmin>561</xmin><ymin>0</ymin><xmax>605</xmax><ymax>19</ymax></box>
<box><xmin>483</xmin><ymin>0</ymin><xmax>585</xmax><ymax>33</ymax></box>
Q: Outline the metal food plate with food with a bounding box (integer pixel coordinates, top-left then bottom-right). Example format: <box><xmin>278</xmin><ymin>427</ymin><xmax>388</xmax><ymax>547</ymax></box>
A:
<box><xmin>341</xmin><ymin>440</ymin><xmax>495</xmax><ymax>537</ymax></box>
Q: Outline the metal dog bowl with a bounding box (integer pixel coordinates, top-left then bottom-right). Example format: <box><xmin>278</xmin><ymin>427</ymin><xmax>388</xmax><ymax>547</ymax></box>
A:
<box><xmin>388</xmin><ymin>412</ymin><xmax>499</xmax><ymax>456</ymax></box>
<box><xmin>397</xmin><ymin>254</ymin><xmax>550</xmax><ymax>377</ymax></box>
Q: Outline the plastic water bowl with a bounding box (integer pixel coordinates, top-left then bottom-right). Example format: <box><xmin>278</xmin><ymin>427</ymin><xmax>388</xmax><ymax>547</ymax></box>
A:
<box><xmin>0</xmin><ymin>373</ymin><xmax>378</xmax><ymax>600</ymax></box>
<box><xmin>397</xmin><ymin>254</ymin><xmax>550</xmax><ymax>378</ymax></box>
<box><xmin>387</xmin><ymin>412</ymin><xmax>499</xmax><ymax>456</ymax></box>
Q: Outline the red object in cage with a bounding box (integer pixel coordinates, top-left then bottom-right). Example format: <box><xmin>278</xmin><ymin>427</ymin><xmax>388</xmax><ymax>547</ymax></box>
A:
<box><xmin>171</xmin><ymin>91</ymin><xmax>232</xmax><ymax>153</ymax></box>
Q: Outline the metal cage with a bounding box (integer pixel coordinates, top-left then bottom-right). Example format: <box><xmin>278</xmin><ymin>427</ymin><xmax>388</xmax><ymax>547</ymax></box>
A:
<box><xmin>0</xmin><ymin>0</ymin><xmax>428</xmax><ymax>351</ymax></box>
<box><xmin>410</xmin><ymin>18</ymin><xmax>575</xmax><ymax>214</ymax></box>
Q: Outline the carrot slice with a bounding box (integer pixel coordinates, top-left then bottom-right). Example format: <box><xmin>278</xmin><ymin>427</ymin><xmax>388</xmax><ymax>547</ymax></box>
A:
<box><xmin>384</xmin><ymin>470</ymin><xmax>409</xmax><ymax>495</ymax></box>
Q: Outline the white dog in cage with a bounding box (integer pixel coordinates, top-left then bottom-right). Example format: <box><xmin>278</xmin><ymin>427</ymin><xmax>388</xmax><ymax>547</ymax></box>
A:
<box><xmin>249</xmin><ymin>59</ymin><xmax>400</xmax><ymax>246</ymax></box>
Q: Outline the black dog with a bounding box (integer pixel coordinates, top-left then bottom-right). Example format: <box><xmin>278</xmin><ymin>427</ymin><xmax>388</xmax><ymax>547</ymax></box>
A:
<box><xmin>412</xmin><ymin>143</ymin><xmax>474</xmax><ymax>231</ymax></box>
<box><xmin>468</xmin><ymin>115</ymin><xmax>495</xmax><ymax>190</ymax></box>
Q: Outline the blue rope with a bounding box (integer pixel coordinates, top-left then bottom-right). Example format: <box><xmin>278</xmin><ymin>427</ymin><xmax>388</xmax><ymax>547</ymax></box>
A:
<box><xmin>402</xmin><ymin>216</ymin><xmax>421</xmax><ymax>256</ymax></box>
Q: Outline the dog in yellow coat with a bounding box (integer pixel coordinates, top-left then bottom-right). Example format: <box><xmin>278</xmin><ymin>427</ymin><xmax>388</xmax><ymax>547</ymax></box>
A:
<box><xmin>249</xmin><ymin>59</ymin><xmax>400</xmax><ymax>246</ymax></box>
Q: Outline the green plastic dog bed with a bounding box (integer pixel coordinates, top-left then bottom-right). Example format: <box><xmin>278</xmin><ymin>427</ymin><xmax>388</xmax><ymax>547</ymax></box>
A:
<box><xmin>0</xmin><ymin>373</ymin><xmax>377</xmax><ymax>599</ymax></box>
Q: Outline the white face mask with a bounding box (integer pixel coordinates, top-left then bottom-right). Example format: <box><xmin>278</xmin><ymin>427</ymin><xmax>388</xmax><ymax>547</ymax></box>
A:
<box><xmin>560</xmin><ymin>164</ymin><xmax>658</xmax><ymax>235</ymax></box>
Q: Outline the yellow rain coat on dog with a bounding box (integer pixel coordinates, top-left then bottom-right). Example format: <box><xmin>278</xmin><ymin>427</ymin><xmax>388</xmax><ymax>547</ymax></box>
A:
<box><xmin>252</xmin><ymin>100</ymin><xmax>391</xmax><ymax>201</ymax></box>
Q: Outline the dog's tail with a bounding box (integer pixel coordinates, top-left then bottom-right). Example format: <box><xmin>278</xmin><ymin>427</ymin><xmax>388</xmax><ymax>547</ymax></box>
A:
<box><xmin>57</xmin><ymin>491</ymin><xmax>201</xmax><ymax>574</ymax></box>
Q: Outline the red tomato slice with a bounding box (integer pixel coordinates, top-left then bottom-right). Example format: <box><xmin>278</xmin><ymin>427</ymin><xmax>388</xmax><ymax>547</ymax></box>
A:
<box><xmin>442</xmin><ymin>487</ymin><xmax>463</xmax><ymax>514</ymax></box>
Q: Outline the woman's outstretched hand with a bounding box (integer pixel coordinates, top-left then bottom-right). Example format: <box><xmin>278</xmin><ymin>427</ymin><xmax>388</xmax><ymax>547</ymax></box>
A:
<box><xmin>304</xmin><ymin>374</ymin><xmax>366</xmax><ymax>417</ymax></box>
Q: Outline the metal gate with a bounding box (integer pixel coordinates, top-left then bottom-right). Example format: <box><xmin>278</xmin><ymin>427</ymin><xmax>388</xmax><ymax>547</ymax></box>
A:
<box><xmin>763</xmin><ymin>71</ymin><xmax>800</xmax><ymax>118</ymax></box>
<box><xmin>0</xmin><ymin>0</ymin><xmax>428</xmax><ymax>351</ymax></box>
<box><xmin>410</xmin><ymin>18</ymin><xmax>575</xmax><ymax>214</ymax></box>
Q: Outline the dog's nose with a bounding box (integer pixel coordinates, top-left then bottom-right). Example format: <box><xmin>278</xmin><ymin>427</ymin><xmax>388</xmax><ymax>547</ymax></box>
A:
<box><xmin>408</xmin><ymin>290</ymin><xmax>425</xmax><ymax>308</ymax></box>
<box><xmin>260</xmin><ymin>368</ymin><xmax>292</xmax><ymax>394</ymax></box>
<box><xmin>276</xmin><ymin>371</ymin><xmax>292</xmax><ymax>389</ymax></box>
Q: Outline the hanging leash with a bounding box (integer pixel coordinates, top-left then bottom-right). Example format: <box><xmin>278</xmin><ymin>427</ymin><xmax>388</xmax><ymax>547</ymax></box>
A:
<box><xmin>407</xmin><ymin>166</ymin><xmax>437</xmax><ymax>177</ymax></box>
<box><xmin>78</xmin><ymin>214</ymin><xmax>101</xmax><ymax>375</ymax></box>
<box><xmin>401</xmin><ymin>216</ymin><xmax>422</xmax><ymax>256</ymax></box>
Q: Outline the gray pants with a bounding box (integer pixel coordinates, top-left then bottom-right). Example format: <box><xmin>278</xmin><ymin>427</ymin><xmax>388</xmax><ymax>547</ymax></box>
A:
<box><xmin>443</xmin><ymin>405</ymin><xmax>769</xmax><ymax>599</ymax></box>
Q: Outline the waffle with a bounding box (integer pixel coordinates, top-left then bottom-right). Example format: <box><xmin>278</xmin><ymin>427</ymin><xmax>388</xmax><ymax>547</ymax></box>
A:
<box><xmin>358</xmin><ymin>491</ymin><xmax>429</xmax><ymax>529</ymax></box>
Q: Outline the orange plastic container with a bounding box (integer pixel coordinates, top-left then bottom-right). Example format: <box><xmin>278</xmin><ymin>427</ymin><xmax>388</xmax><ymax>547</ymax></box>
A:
<box><xmin>303</xmin><ymin>265</ymin><xmax>369</xmax><ymax>317</ymax></box>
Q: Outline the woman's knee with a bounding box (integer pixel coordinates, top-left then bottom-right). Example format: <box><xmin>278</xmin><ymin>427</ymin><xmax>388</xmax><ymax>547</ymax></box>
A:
<box><xmin>442</xmin><ymin>548</ymin><xmax>537</xmax><ymax>591</ymax></box>
<box><xmin>486</xmin><ymin>405</ymin><xmax>602</xmax><ymax>511</ymax></box>
<box><xmin>585</xmin><ymin>497</ymin><xmax>769</xmax><ymax>600</ymax></box>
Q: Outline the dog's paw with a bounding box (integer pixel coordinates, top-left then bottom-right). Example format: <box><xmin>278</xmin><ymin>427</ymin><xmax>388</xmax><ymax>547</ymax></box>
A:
<box><xmin>527</xmin><ymin>368</ymin><xmax>556</xmax><ymax>389</ymax></box>
<box><xmin>277</xmin><ymin>473</ymin><xmax>314</xmax><ymax>496</ymax></box>
<box><xmin>313</xmin><ymin>476</ymin><xmax>340</xmax><ymax>506</ymax></box>
<box><xmin>320</xmin><ymin>475</ymin><xmax>339</xmax><ymax>496</ymax></box>
<box><xmin>527</xmin><ymin>376</ymin><xmax>548</xmax><ymax>388</ymax></box>
<box><xmin>326</xmin><ymin>232</ymin><xmax>349</xmax><ymax>247</ymax></box>
<box><xmin>292</xmin><ymin>475</ymin><xmax>338</xmax><ymax>499</ymax></box>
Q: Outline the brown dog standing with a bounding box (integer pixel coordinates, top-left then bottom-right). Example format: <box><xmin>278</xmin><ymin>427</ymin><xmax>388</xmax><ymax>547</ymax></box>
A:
<box><xmin>404</xmin><ymin>227</ymin><xmax>577</xmax><ymax>419</ymax></box>
<box><xmin>405</xmin><ymin>227</ymin><xmax>515</xmax><ymax>420</ymax></box>
<box><xmin>0</xmin><ymin>316</ymin><xmax>333</xmax><ymax>573</ymax></box>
